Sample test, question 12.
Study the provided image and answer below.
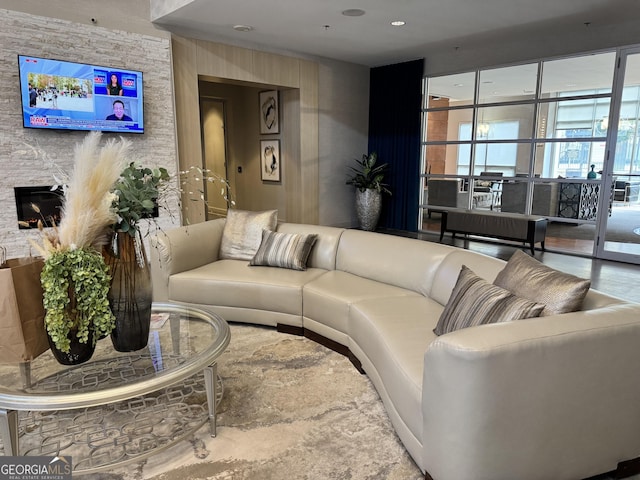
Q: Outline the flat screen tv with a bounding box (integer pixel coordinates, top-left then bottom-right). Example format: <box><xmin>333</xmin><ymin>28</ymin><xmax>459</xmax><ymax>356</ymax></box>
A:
<box><xmin>18</xmin><ymin>55</ymin><xmax>144</xmax><ymax>134</ymax></box>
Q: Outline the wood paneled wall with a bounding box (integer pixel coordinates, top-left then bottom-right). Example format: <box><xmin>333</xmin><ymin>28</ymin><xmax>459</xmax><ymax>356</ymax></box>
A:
<box><xmin>171</xmin><ymin>35</ymin><xmax>319</xmax><ymax>225</ymax></box>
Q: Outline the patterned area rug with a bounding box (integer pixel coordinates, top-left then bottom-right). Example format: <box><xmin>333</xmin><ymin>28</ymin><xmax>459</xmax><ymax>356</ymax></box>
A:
<box><xmin>95</xmin><ymin>324</ymin><xmax>423</xmax><ymax>480</ymax></box>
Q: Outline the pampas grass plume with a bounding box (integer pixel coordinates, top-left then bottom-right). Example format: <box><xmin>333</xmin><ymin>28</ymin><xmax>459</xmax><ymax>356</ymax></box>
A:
<box><xmin>56</xmin><ymin>132</ymin><xmax>129</xmax><ymax>250</ymax></box>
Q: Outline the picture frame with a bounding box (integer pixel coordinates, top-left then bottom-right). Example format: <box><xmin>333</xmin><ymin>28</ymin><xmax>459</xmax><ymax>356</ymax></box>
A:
<box><xmin>259</xmin><ymin>90</ymin><xmax>279</xmax><ymax>134</ymax></box>
<box><xmin>260</xmin><ymin>139</ymin><xmax>281</xmax><ymax>182</ymax></box>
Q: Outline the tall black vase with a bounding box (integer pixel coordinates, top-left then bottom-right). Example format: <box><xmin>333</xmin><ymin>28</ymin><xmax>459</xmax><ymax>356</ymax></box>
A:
<box><xmin>104</xmin><ymin>231</ymin><xmax>153</xmax><ymax>352</ymax></box>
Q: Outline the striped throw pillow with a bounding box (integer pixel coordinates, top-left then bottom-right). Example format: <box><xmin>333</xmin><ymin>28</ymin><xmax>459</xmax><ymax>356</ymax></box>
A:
<box><xmin>434</xmin><ymin>265</ymin><xmax>545</xmax><ymax>336</ymax></box>
<box><xmin>250</xmin><ymin>230</ymin><xmax>318</xmax><ymax>271</ymax></box>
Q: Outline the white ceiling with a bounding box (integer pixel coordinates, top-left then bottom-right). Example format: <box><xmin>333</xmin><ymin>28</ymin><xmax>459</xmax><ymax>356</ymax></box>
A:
<box><xmin>150</xmin><ymin>0</ymin><xmax>639</xmax><ymax>68</ymax></box>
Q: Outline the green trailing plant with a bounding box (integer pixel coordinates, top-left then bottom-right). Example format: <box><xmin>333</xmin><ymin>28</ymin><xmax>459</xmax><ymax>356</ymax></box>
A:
<box><xmin>346</xmin><ymin>152</ymin><xmax>391</xmax><ymax>195</ymax></box>
<box><xmin>41</xmin><ymin>247</ymin><xmax>115</xmax><ymax>353</ymax></box>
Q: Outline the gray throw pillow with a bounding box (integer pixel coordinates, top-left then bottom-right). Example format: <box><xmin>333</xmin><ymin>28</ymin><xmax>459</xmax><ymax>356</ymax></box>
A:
<box><xmin>493</xmin><ymin>250</ymin><xmax>591</xmax><ymax>316</ymax></box>
<box><xmin>434</xmin><ymin>265</ymin><xmax>545</xmax><ymax>336</ymax></box>
<box><xmin>219</xmin><ymin>209</ymin><xmax>278</xmax><ymax>260</ymax></box>
<box><xmin>250</xmin><ymin>230</ymin><xmax>318</xmax><ymax>271</ymax></box>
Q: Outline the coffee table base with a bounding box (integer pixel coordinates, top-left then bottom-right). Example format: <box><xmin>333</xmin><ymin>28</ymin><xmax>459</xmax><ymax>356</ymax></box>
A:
<box><xmin>0</xmin><ymin>372</ymin><xmax>223</xmax><ymax>474</ymax></box>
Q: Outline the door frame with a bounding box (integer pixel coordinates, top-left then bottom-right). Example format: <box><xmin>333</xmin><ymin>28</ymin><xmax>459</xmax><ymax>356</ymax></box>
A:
<box><xmin>595</xmin><ymin>46</ymin><xmax>640</xmax><ymax>264</ymax></box>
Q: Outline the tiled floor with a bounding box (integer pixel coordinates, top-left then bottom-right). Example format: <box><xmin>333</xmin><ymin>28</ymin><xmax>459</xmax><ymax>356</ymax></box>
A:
<box><xmin>382</xmin><ymin>229</ymin><xmax>640</xmax><ymax>304</ymax></box>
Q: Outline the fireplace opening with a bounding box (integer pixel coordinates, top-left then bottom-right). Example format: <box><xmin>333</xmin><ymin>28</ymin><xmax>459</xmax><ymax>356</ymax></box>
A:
<box><xmin>14</xmin><ymin>186</ymin><xmax>64</xmax><ymax>229</ymax></box>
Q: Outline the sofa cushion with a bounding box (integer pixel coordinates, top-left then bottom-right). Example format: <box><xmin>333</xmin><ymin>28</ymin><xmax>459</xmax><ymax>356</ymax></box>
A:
<box><xmin>220</xmin><ymin>209</ymin><xmax>277</xmax><ymax>260</ymax></box>
<box><xmin>430</xmin><ymin>249</ymin><xmax>506</xmax><ymax>306</ymax></box>
<box><xmin>349</xmin><ymin>296</ymin><xmax>442</xmax><ymax>446</ymax></box>
<box><xmin>493</xmin><ymin>249</ymin><xmax>591</xmax><ymax>316</ymax></box>
<box><xmin>169</xmin><ymin>259</ymin><xmax>326</xmax><ymax>316</ymax></box>
<box><xmin>434</xmin><ymin>266</ymin><xmax>545</xmax><ymax>335</ymax></box>
<box><xmin>250</xmin><ymin>230</ymin><xmax>317</xmax><ymax>271</ymax></box>
<box><xmin>303</xmin><ymin>270</ymin><xmax>420</xmax><ymax>345</ymax></box>
<box><xmin>336</xmin><ymin>229</ymin><xmax>453</xmax><ymax>296</ymax></box>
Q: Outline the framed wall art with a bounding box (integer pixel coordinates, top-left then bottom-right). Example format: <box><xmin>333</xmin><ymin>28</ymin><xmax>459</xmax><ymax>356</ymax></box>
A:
<box><xmin>259</xmin><ymin>90</ymin><xmax>279</xmax><ymax>134</ymax></box>
<box><xmin>260</xmin><ymin>139</ymin><xmax>281</xmax><ymax>182</ymax></box>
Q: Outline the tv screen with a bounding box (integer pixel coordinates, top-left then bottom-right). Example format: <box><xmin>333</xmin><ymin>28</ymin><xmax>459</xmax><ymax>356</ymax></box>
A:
<box><xmin>18</xmin><ymin>55</ymin><xmax>144</xmax><ymax>134</ymax></box>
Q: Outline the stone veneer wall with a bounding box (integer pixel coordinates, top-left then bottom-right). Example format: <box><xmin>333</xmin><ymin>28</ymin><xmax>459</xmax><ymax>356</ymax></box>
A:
<box><xmin>0</xmin><ymin>9</ymin><xmax>179</xmax><ymax>258</ymax></box>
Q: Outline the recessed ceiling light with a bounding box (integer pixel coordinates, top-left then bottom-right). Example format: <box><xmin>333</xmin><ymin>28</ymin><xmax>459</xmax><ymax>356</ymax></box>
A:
<box><xmin>391</xmin><ymin>20</ymin><xmax>406</xmax><ymax>26</ymax></box>
<box><xmin>453</xmin><ymin>83</ymin><xmax>464</xmax><ymax>87</ymax></box>
<box><xmin>342</xmin><ymin>9</ymin><xmax>366</xmax><ymax>16</ymax></box>
<box><xmin>233</xmin><ymin>24</ymin><xmax>253</xmax><ymax>32</ymax></box>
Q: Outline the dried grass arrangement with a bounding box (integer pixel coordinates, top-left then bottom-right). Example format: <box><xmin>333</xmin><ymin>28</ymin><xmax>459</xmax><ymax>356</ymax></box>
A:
<box><xmin>31</xmin><ymin>131</ymin><xmax>130</xmax><ymax>256</ymax></box>
<box><xmin>30</xmin><ymin>131</ymin><xmax>129</xmax><ymax>354</ymax></box>
<box><xmin>27</xmin><ymin>132</ymin><xmax>234</xmax><ymax>357</ymax></box>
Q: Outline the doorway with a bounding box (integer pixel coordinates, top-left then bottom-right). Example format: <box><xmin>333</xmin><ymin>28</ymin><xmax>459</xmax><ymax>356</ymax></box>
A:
<box><xmin>200</xmin><ymin>97</ymin><xmax>230</xmax><ymax>220</ymax></box>
<box><xmin>597</xmin><ymin>47</ymin><xmax>640</xmax><ymax>263</ymax></box>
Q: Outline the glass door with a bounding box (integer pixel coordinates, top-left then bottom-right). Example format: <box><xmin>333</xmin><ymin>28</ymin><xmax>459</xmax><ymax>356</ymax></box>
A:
<box><xmin>597</xmin><ymin>48</ymin><xmax>640</xmax><ymax>263</ymax></box>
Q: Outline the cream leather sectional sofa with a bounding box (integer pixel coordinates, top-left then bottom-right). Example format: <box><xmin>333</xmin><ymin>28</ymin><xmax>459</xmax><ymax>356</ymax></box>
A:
<box><xmin>149</xmin><ymin>217</ymin><xmax>640</xmax><ymax>480</ymax></box>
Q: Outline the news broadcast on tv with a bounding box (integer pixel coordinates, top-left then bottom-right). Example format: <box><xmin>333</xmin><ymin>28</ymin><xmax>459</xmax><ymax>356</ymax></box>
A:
<box><xmin>18</xmin><ymin>55</ymin><xmax>144</xmax><ymax>134</ymax></box>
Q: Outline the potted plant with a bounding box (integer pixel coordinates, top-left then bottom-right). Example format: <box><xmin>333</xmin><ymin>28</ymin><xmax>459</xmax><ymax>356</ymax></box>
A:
<box><xmin>105</xmin><ymin>162</ymin><xmax>171</xmax><ymax>352</ymax></box>
<box><xmin>30</xmin><ymin>131</ymin><xmax>128</xmax><ymax>364</ymax></box>
<box><xmin>40</xmin><ymin>247</ymin><xmax>114</xmax><ymax>361</ymax></box>
<box><xmin>346</xmin><ymin>152</ymin><xmax>391</xmax><ymax>231</ymax></box>
<box><xmin>29</xmin><ymin>132</ymin><xmax>235</xmax><ymax>360</ymax></box>
<box><xmin>105</xmin><ymin>162</ymin><xmax>234</xmax><ymax>352</ymax></box>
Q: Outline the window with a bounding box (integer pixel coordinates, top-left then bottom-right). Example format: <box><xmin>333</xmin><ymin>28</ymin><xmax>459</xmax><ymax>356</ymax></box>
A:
<box><xmin>457</xmin><ymin>121</ymin><xmax>521</xmax><ymax>176</ymax></box>
<box><xmin>421</xmin><ymin>51</ymin><xmax>618</xmax><ymax>221</ymax></box>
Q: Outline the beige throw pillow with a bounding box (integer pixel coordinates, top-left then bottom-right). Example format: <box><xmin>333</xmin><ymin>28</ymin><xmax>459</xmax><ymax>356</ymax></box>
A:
<box><xmin>493</xmin><ymin>250</ymin><xmax>591</xmax><ymax>316</ymax></box>
<box><xmin>250</xmin><ymin>230</ymin><xmax>318</xmax><ymax>271</ymax></box>
<box><xmin>434</xmin><ymin>265</ymin><xmax>545</xmax><ymax>336</ymax></box>
<box><xmin>219</xmin><ymin>209</ymin><xmax>278</xmax><ymax>260</ymax></box>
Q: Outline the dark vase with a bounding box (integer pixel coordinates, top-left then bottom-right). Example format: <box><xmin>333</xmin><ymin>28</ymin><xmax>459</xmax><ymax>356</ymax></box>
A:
<box><xmin>46</xmin><ymin>285</ymin><xmax>96</xmax><ymax>365</ymax></box>
<box><xmin>47</xmin><ymin>327</ymin><xmax>96</xmax><ymax>365</ymax></box>
<box><xmin>104</xmin><ymin>231</ymin><xmax>153</xmax><ymax>352</ymax></box>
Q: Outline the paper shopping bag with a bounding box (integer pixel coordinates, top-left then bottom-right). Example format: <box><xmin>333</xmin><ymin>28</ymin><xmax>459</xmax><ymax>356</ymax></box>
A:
<box><xmin>0</xmin><ymin>257</ymin><xmax>49</xmax><ymax>363</ymax></box>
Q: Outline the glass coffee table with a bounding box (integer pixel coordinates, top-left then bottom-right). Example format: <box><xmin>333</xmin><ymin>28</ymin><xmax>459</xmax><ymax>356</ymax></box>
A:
<box><xmin>0</xmin><ymin>303</ymin><xmax>230</xmax><ymax>474</ymax></box>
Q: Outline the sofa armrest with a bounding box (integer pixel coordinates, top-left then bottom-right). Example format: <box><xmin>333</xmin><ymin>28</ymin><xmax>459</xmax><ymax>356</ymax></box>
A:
<box><xmin>149</xmin><ymin>218</ymin><xmax>225</xmax><ymax>302</ymax></box>
<box><xmin>421</xmin><ymin>304</ymin><xmax>640</xmax><ymax>480</ymax></box>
